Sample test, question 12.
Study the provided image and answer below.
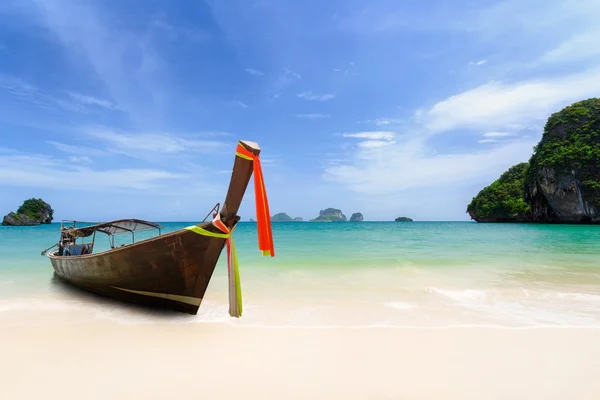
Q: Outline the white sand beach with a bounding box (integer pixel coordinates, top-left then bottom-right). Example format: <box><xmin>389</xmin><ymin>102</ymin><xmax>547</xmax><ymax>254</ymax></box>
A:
<box><xmin>2</xmin><ymin>323</ymin><xmax>599</xmax><ymax>399</ymax></box>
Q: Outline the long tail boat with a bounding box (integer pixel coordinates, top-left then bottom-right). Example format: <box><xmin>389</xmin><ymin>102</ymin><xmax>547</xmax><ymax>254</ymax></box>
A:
<box><xmin>41</xmin><ymin>140</ymin><xmax>274</xmax><ymax>316</ymax></box>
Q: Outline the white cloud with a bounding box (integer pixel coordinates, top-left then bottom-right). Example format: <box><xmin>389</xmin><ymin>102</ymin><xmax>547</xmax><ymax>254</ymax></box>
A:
<box><xmin>478</xmin><ymin>139</ymin><xmax>499</xmax><ymax>144</ymax></box>
<box><xmin>357</xmin><ymin>140</ymin><xmax>396</xmax><ymax>148</ymax></box>
<box><xmin>69</xmin><ymin>156</ymin><xmax>92</xmax><ymax>163</ymax></box>
<box><xmin>245</xmin><ymin>68</ymin><xmax>264</xmax><ymax>76</ymax></box>
<box><xmin>469</xmin><ymin>60</ymin><xmax>488</xmax><ymax>66</ymax></box>
<box><xmin>421</xmin><ymin>68</ymin><xmax>600</xmax><ymax>133</ymax></box>
<box><xmin>273</xmin><ymin>68</ymin><xmax>301</xmax><ymax>92</ymax></box>
<box><xmin>541</xmin><ymin>29</ymin><xmax>600</xmax><ymax>64</ymax></box>
<box><xmin>295</xmin><ymin>113</ymin><xmax>330</xmax><ymax>119</ymax></box>
<box><xmin>47</xmin><ymin>141</ymin><xmax>106</xmax><ymax>156</ymax></box>
<box><xmin>324</xmin><ymin>137</ymin><xmax>537</xmax><ymax>195</ymax></box>
<box><xmin>342</xmin><ymin>131</ymin><xmax>396</xmax><ymax>140</ymax></box>
<box><xmin>233</xmin><ymin>100</ymin><xmax>248</xmax><ymax>108</ymax></box>
<box><xmin>483</xmin><ymin>131</ymin><xmax>516</xmax><ymax>137</ymax></box>
<box><xmin>297</xmin><ymin>91</ymin><xmax>335</xmax><ymax>102</ymax></box>
<box><xmin>67</xmin><ymin>92</ymin><xmax>119</xmax><ymax>110</ymax></box>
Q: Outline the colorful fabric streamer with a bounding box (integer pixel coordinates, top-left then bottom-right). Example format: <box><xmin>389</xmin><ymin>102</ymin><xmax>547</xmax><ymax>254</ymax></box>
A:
<box><xmin>185</xmin><ymin>215</ymin><xmax>242</xmax><ymax>317</ymax></box>
<box><xmin>235</xmin><ymin>142</ymin><xmax>275</xmax><ymax>257</ymax></box>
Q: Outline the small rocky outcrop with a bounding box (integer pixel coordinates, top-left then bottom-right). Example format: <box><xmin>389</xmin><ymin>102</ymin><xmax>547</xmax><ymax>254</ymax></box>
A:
<box><xmin>2</xmin><ymin>198</ymin><xmax>54</xmax><ymax>226</ymax></box>
<box><xmin>394</xmin><ymin>217</ymin><xmax>413</xmax><ymax>222</ymax></box>
<box><xmin>271</xmin><ymin>212</ymin><xmax>294</xmax><ymax>222</ymax></box>
<box><xmin>293</xmin><ymin>217</ymin><xmax>303</xmax><ymax>221</ymax></box>
<box><xmin>311</xmin><ymin>208</ymin><xmax>347</xmax><ymax>222</ymax></box>
<box><xmin>349</xmin><ymin>212</ymin><xmax>364</xmax><ymax>222</ymax></box>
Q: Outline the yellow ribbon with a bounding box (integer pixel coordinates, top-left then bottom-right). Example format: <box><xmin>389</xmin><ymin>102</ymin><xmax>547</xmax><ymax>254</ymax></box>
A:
<box><xmin>185</xmin><ymin>220</ymin><xmax>242</xmax><ymax>318</ymax></box>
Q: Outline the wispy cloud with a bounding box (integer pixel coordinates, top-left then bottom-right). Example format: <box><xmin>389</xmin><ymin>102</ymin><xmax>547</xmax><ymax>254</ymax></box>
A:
<box><xmin>245</xmin><ymin>68</ymin><xmax>264</xmax><ymax>76</ymax></box>
<box><xmin>0</xmin><ymin>74</ymin><xmax>118</xmax><ymax>114</ymax></box>
<box><xmin>469</xmin><ymin>60</ymin><xmax>487</xmax><ymax>66</ymax></box>
<box><xmin>150</xmin><ymin>20</ymin><xmax>209</xmax><ymax>43</ymax></box>
<box><xmin>69</xmin><ymin>155</ymin><xmax>92</xmax><ymax>163</ymax></box>
<box><xmin>30</xmin><ymin>1</ymin><xmax>168</xmax><ymax>125</ymax></box>
<box><xmin>295</xmin><ymin>113</ymin><xmax>330</xmax><ymax>119</ymax></box>
<box><xmin>273</xmin><ymin>68</ymin><xmax>301</xmax><ymax>93</ymax></box>
<box><xmin>342</xmin><ymin>131</ymin><xmax>396</xmax><ymax>140</ymax></box>
<box><xmin>232</xmin><ymin>100</ymin><xmax>248</xmax><ymax>108</ymax></box>
<box><xmin>483</xmin><ymin>131</ymin><xmax>515</xmax><ymax>137</ymax></box>
<box><xmin>297</xmin><ymin>91</ymin><xmax>335</xmax><ymax>102</ymax></box>
<box><xmin>83</xmin><ymin>126</ymin><xmax>227</xmax><ymax>157</ymax></box>
<box><xmin>47</xmin><ymin>141</ymin><xmax>107</xmax><ymax>157</ymax></box>
<box><xmin>341</xmin><ymin>131</ymin><xmax>397</xmax><ymax>150</ymax></box>
<box><xmin>361</xmin><ymin>118</ymin><xmax>404</xmax><ymax>126</ymax></box>
<box><xmin>478</xmin><ymin>139</ymin><xmax>499</xmax><ymax>144</ymax></box>
<box><xmin>66</xmin><ymin>92</ymin><xmax>119</xmax><ymax>110</ymax></box>
<box><xmin>540</xmin><ymin>29</ymin><xmax>600</xmax><ymax>64</ymax></box>
<box><xmin>0</xmin><ymin>151</ymin><xmax>185</xmax><ymax>191</ymax></box>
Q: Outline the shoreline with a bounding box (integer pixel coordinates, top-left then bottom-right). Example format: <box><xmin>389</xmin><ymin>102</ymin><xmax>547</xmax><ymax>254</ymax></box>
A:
<box><xmin>2</xmin><ymin>323</ymin><xmax>600</xmax><ymax>399</ymax></box>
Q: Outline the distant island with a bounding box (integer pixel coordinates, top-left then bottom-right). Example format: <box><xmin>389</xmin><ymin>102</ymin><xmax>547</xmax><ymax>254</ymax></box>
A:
<box><xmin>271</xmin><ymin>212</ymin><xmax>304</xmax><ymax>222</ymax></box>
<box><xmin>467</xmin><ymin>98</ymin><xmax>600</xmax><ymax>224</ymax></box>
<box><xmin>395</xmin><ymin>217</ymin><xmax>413</xmax><ymax>222</ymax></box>
<box><xmin>311</xmin><ymin>208</ymin><xmax>347</xmax><ymax>222</ymax></box>
<box><xmin>2</xmin><ymin>198</ymin><xmax>54</xmax><ymax>226</ymax></box>
<box><xmin>349</xmin><ymin>212</ymin><xmax>364</xmax><ymax>222</ymax></box>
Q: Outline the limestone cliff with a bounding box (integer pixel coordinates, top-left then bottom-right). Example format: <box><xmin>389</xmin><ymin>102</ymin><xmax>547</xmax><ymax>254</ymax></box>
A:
<box><xmin>311</xmin><ymin>208</ymin><xmax>347</xmax><ymax>222</ymax></box>
<box><xmin>349</xmin><ymin>212</ymin><xmax>364</xmax><ymax>222</ymax></box>
<box><xmin>524</xmin><ymin>98</ymin><xmax>599</xmax><ymax>223</ymax></box>
<box><xmin>271</xmin><ymin>212</ymin><xmax>293</xmax><ymax>222</ymax></box>
<box><xmin>2</xmin><ymin>198</ymin><xmax>54</xmax><ymax>226</ymax></box>
<box><xmin>467</xmin><ymin>98</ymin><xmax>600</xmax><ymax>224</ymax></box>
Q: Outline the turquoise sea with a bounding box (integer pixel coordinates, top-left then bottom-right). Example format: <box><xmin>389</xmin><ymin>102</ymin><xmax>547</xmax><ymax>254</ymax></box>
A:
<box><xmin>1</xmin><ymin>222</ymin><xmax>600</xmax><ymax>327</ymax></box>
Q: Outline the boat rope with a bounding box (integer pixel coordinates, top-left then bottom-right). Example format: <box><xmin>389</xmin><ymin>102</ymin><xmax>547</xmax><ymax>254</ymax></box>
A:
<box><xmin>185</xmin><ymin>214</ymin><xmax>242</xmax><ymax>318</ymax></box>
<box><xmin>235</xmin><ymin>142</ymin><xmax>275</xmax><ymax>257</ymax></box>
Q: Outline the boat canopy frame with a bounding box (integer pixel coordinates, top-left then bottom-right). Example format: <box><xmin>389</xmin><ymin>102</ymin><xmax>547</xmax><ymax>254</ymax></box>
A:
<box><xmin>60</xmin><ymin>219</ymin><xmax>164</xmax><ymax>249</ymax></box>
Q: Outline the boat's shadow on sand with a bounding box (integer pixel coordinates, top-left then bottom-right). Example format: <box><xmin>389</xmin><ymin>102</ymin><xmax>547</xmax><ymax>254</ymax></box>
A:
<box><xmin>49</xmin><ymin>273</ymin><xmax>198</xmax><ymax>321</ymax></box>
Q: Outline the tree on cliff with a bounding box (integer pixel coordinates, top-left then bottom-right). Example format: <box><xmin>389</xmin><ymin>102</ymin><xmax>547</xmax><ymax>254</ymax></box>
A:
<box><xmin>466</xmin><ymin>163</ymin><xmax>531</xmax><ymax>222</ymax></box>
<box><xmin>526</xmin><ymin>98</ymin><xmax>600</xmax><ymax>216</ymax></box>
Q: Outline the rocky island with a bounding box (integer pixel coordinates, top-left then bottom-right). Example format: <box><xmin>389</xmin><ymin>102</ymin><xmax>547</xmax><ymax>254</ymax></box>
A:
<box><xmin>2</xmin><ymin>198</ymin><xmax>54</xmax><ymax>226</ymax></box>
<box><xmin>349</xmin><ymin>212</ymin><xmax>364</xmax><ymax>222</ymax></box>
<box><xmin>311</xmin><ymin>208</ymin><xmax>347</xmax><ymax>222</ymax></box>
<box><xmin>395</xmin><ymin>217</ymin><xmax>413</xmax><ymax>222</ymax></box>
<box><xmin>467</xmin><ymin>98</ymin><xmax>600</xmax><ymax>223</ymax></box>
<box><xmin>271</xmin><ymin>212</ymin><xmax>293</xmax><ymax>222</ymax></box>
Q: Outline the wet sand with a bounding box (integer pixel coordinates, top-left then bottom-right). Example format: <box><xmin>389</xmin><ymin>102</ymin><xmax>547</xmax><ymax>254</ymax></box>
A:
<box><xmin>1</xmin><ymin>323</ymin><xmax>599</xmax><ymax>399</ymax></box>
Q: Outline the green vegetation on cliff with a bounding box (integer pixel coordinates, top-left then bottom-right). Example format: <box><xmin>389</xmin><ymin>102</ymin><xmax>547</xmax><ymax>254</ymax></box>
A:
<box><xmin>527</xmin><ymin>98</ymin><xmax>600</xmax><ymax>207</ymax></box>
<box><xmin>17</xmin><ymin>198</ymin><xmax>54</xmax><ymax>220</ymax></box>
<box><xmin>2</xmin><ymin>198</ymin><xmax>54</xmax><ymax>226</ymax></box>
<box><xmin>467</xmin><ymin>163</ymin><xmax>530</xmax><ymax>221</ymax></box>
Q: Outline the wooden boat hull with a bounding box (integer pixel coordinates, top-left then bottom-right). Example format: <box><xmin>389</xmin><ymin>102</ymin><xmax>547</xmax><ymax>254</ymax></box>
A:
<box><xmin>49</xmin><ymin>227</ymin><xmax>227</xmax><ymax>314</ymax></box>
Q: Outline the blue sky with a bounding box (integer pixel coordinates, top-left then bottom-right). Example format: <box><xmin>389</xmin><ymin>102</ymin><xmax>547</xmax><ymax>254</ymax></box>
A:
<box><xmin>1</xmin><ymin>0</ymin><xmax>600</xmax><ymax>222</ymax></box>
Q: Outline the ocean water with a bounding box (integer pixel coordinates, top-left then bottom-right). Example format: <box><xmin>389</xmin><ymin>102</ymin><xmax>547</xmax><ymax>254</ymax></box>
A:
<box><xmin>1</xmin><ymin>221</ymin><xmax>600</xmax><ymax>327</ymax></box>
